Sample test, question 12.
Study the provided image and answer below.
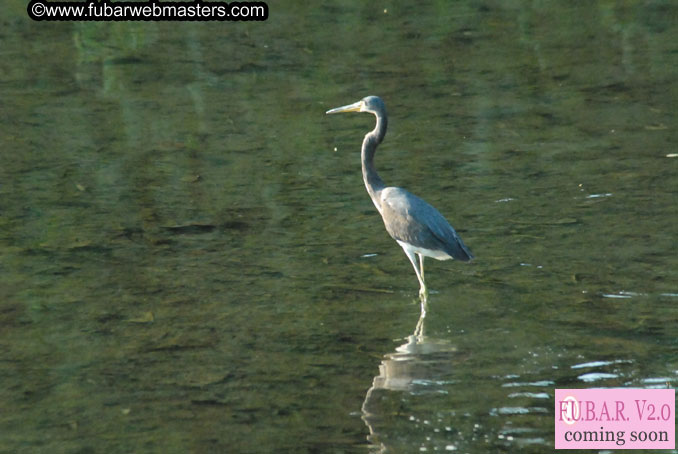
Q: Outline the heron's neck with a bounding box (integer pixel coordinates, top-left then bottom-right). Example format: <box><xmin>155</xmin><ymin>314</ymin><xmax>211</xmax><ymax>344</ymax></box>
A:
<box><xmin>362</xmin><ymin>113</ymin><xmax>387</xmax><ymax>210</ymax></box>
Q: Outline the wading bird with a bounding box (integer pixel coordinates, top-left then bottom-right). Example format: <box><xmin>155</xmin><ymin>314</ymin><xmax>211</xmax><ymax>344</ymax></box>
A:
<box><xmin>326</xmin><ymin>96</ymin><xmax>473</xmax><ymax>301</ymax></box>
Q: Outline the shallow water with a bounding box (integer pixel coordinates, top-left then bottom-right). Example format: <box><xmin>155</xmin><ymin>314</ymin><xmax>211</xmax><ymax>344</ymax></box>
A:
<box><xmin>1</xmin><ymin>1</ymin><xmax>677</xmax><ymax>453</ymax></box>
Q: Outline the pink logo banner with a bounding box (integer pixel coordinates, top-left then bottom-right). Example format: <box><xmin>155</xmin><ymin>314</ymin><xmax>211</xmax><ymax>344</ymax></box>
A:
<box><xmin>555</xmin><ymin>388</ymin><xmax>675</xmax><ymax>449</ymax></box>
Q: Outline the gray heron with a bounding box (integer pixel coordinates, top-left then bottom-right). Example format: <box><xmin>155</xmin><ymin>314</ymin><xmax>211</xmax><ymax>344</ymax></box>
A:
<box><xmin>326</xmin><ymin>96</ymin><xmax>473</xmax><ymax>300</ymax></box>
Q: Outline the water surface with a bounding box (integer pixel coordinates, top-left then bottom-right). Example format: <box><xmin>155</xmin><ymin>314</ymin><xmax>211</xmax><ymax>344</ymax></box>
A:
<box><xmin>1</xmin><ymin>1</ymin><xmax>677</xmax><ymax>453</ymax></box>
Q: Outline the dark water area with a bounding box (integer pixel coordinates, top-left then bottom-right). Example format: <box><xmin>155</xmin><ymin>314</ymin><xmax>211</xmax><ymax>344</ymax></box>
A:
<box><xmin>1</xmin><ymin>1</ymin><xmax>677</xmax><ymax>453</ymax></box>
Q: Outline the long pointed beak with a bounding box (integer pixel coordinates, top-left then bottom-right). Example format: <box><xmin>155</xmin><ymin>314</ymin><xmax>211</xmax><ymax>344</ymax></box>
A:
<box><xmin>326</xmin><ymin>100</ymin><xmax>362</xmax><ymax>115</ymax></box>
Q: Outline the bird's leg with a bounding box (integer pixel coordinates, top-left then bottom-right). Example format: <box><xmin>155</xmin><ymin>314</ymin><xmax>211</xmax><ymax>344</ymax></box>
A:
<box><xmin>402</xmin><ymin>247</ymin><xmax>427</xmax><ymax>300</ymax></box>
<box><xmin>419</xmin><ymin>286</ymin><xmax>428</xmax><ymax>303</ymax></box>
<box><xmin>403</xmin><ymin>246</ymin><xmax>428</xmax><ymax>303</ymax></box>
<box><xmin>417</xmin><ymin>254</ymin><xmax>428</xmax><ymax>300</ymax></box>
<box><xmin>414</xmin><ymin>280</ymin><xmax>428</xmax><ymax>341</ymax></box>
<box><xmin>414</xmin><ymin>304</ymin><xmax>426</xmax><ymax>339</ymax></box>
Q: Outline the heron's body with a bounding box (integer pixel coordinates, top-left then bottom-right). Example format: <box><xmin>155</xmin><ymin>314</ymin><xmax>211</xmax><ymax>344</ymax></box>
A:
<box><xmin>326</xmin><ymin>96</ymin><xmax>473</xmax><ymax>299</ymax></box>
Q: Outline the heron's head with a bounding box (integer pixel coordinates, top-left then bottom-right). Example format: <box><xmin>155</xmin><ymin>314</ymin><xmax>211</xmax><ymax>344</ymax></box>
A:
<box><xmin>326</xmin><ymin>96</ymin><xmax>385</xmax><ymax>117</ymax></box>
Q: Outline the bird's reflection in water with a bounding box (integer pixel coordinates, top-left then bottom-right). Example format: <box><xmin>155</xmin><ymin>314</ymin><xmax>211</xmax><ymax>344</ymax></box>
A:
<box><xmin>361</xmin><ymin>302</ymin><xmax>464</xmax><ymax>451</ymax></box>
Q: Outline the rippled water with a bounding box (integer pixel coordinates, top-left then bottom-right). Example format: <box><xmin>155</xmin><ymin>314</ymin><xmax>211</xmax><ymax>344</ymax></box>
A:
<box><xmin>1</xmin><ymin>1</ymin><xmax>677</xmax><ymax>453</ymax></box>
